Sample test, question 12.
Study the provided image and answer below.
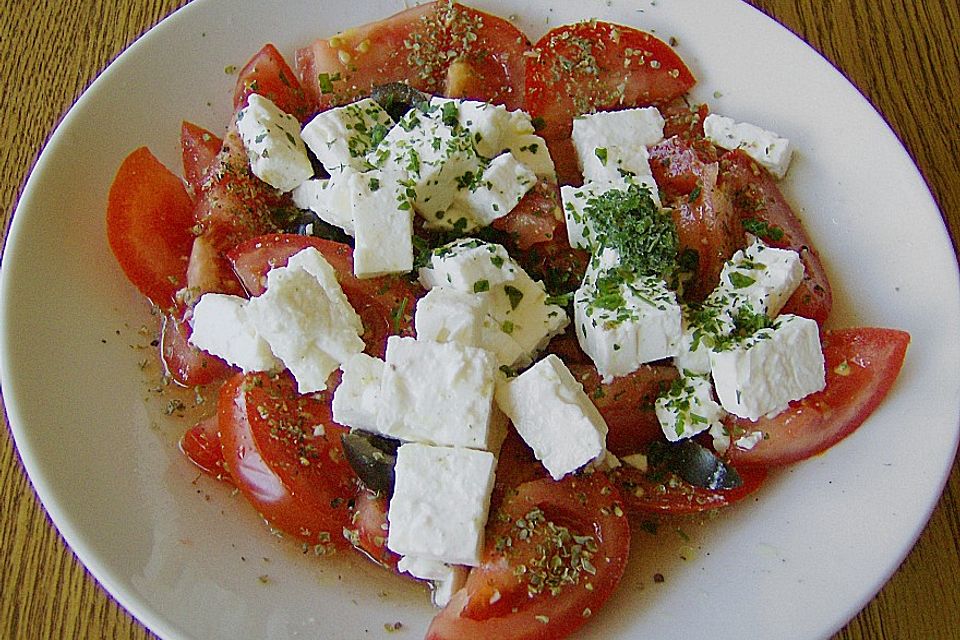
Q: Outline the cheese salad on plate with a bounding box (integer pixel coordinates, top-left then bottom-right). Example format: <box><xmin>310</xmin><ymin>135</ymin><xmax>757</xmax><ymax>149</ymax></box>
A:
<box><xmin>105</xmin><ymin>2</ymin><xmax>910</xmax><ymax>637</ymax></box>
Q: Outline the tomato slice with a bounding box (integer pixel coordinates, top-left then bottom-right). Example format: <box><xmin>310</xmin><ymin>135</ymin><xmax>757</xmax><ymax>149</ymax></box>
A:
<box><xmin>227</xmin><ymin>234</ymin><xmax>419</xmax><ymax>357</ymax></box>
<box><xmin>525</xmin><ymin>21</ymin><xmax>696</xmax><ymax>141</ymax></box>
<box><xmin>491</xmin><ymin>179</ymin><xmax>563</xmax><ymax>251</ymax></box>
<box><xmin>718</xmin><ymin>149</ymin><xmax>833</xmax><ymax>325</ymax></box>
<box><xmin>179</xmin><ymin>415</ymin><xmax>231</xmax><ymax>482</ymax></box>
<box><xmin>569</xmin><ymin>363</ymin><xmax>678</xmax><ymax>456</ymax></box>
<box><xmin>296</xmin><ymin>1</ymin><xmax>528</xmax><ymax>110</ymax></box>
<box><xmin>609</xmin><ymin>458</ymin><xmax>767</xmax><ymax>516</ymax></box>
<box><xmin>180</xmin><ymin>121</ymin><xmax>223</xmax><ymax>196</ymax></box>
<box><xmin>726</xmin><ymin>328</ymin><xmax>910</xmax><ymax>467</ymax></box>
<box><xmin>426</xmin><ymin>474</ymin><xmax>630</xmax><ymax>640</ymax></box>
<box><xmin>106</xmin><ymin>147</ymin><xmax>195</xmax><ymax>307</ymax></box>
<box><xmin>346</xmin><ymin>489</ymin><xmax>400</xmax><ymax>571</ymax></box>
<box><xmin>649</xmin><ymin>136</ymin><xmax>742</xmax><ymax>301</ymax></box>
<box><xmin>160</xmin><ymin>310</ymin><xmax>233</xmax><ymax>387</ymax></box>
<box><xmin>218</xmin><ymin>371</ymin><xmax>357</xmax><ymax>548</ymax></box>
<box><xmin>234</xmin><ymin>43</ymin><xmax>313</xmax><ymax>123</ymax></box>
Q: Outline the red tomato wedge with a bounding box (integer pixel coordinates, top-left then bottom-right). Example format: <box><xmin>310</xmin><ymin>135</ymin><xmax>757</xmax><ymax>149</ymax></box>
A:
<box><xmin>347</xmin><ymin>489</ymin><xmax>400</xmax><ymax>571</ymax></box>
<box><xmin>106</xmin><ymin>146</ymin><xmax>195</xmax><ymax>307</ymax></box>
<box><xmin>718</xmin><ymin>149</ymin><xmax>833</xmax><ymax>325</ymax></box>
<box><xmin>427</xmin><ymin>474</ymin><xmax>630</xmax><ymax>640</ymax></box>
<box><xmin>525</xmin><ymin>21</ymin><xmax>696</xmax><ymax>141</ymax></box>
<box><xmin>491</xmin><ymin>179</ymin><xmax>563</xmax><ymax>250</ymax></box>
<box><xmin>218</xmin><ymin>371</ymin><xmax>357</xmax><ymax>548</ymax></box>
<box><xmin>160</xmin><ymin>310</ymin><xmax>233</xmax><ymax>387</ymax></box>
<box><xmin>227</xmin><ymin>234</ymin><xmax>420</xmax><ymax>357</ymax></box>
<box><xmin>726</xmin><ymin>328</ymin><xmax>910</xmax><ymax>467</ymax></box>
<box><xmin>179</xmin><ymin>415</ymin><xmax>231</xmax><ymax>482</ymax></box>
<box><xmin>569</xmin><ymin>363</ymin><xmax>678</xmax><ymax>456</ymax></box>
<box><xmin>296</xmin><ymin>1</ymin><xmax>528</xmax><ymax>111</ymax></box>
<box><xmin>234</xmin><ymin>43</ymin><xmax>313</xmax><ymax>123</ymax></box>
<box><xmin>609</xmin><ymin>460</ymin><xmax>767</xmax><ymax>516</ymax></box>
<box><xmin>180</xmin><ymin>121</ymin><xmax>223</xmax><ymax>195</ymax></box>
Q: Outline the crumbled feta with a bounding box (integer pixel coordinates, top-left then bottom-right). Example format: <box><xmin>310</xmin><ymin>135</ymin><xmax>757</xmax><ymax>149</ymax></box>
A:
<box><xmin>235</xmin><ymin>93</ymin><xmax>313</xmax><ymax>192</ymax></box>
<box><xmin>414</xmin><ymin>287</ymin><xmax>487</xmax><ymax>347</ymax></box>
<box><xmin>710</xmin><ymin>314</ymin><xmax>825</xmax><ymax>420</ymax></box>
<box><xmin>451</xmin><ymin>152</ymin><xmax>537</xmax><ymax>226</ymax></box>
<box><xmin>656</xmin><ymin>372</ymin><xmax>726</xmax><ymax>441</ymax></box>
<box><xmin>349</xmin><ymin>168</ymin><xmax>414</xmax><ymax>278</ymax></box>
<box><xmin>711</xmin><ymin>239</ymin><xmax>804</xmax><ymax>318</ymax></box>
<box><xmin>377</xmin><ymin>336</ymin><xmax>502</xmax><ymax>450</ymax></box>
<box><xmin>291</xmin><ymin>173</ymin><xmax>356</xmax><ymax>236</ymax></box>
<box><xmin>703</xmin><ymin>113</ymin><xmax>793</xmax><ymax>179</ymax></box>
<box><xmin>301</xmin><ymin>97</ymin><xmax>393</xmax><ymax>173</ymax></box>
<box><xmin>495</xmin><ymin>354</ymin><xmax>608</xmax><ymax>480</ymax></box>
<box><xmin>419</xmin><ymin>239</ymin><xmax>519</xmax><ymax>293</ymax></box>
<box><xmin>387</xmin><ymin>443</ymin><xmax>496</xmax><ymax>566</ymax></box>
<box><xmin>572</xmin><ymin>107</ymin><xmax>664</xmax><ymax>184</ymax></box>
<box><xmin>331</xmin><ymin>353</ymin><xmax>384</xmax><ymax>432</ymax></box>
<box><xmin>500</xmin><ymin>133</ymin><xmax>555</xmax><ymax>178</ymax></box>
<box><xmin>561</xmin><ymin>176</ymin><xmax>661</xmax><ymax>250</ymax></box>
<box><xmin>396</xmin><ymin>556</ymin><xmax>468</xmax><ymax>607</ymax></box>
<box><xmin>246</xmin><ymin>247</ymin><xmax>364</xmax><ymax>393</ymax></box>
<box><xmin>188</xmin><ymin>293</ymin><xmax>280</xmax><ymax>372</ymax></box>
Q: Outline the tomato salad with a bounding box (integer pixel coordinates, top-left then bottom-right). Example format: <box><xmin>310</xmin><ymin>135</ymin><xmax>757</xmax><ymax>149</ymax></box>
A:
<box><xmin>106</xmin><ymin>2</ymin><xmax>909</xmax><ymax>638</ymax></box>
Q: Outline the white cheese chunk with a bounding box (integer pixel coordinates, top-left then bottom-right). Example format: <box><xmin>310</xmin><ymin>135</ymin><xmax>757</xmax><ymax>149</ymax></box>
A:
<box><xmin>236</xmin><ymin>93</ymin><xmax>313</xmax><ymax>192</ymax></box>
<box><xmin>574</xmin><ymin>264</ymin><xmax>682</xmax><ymax>381</ymax></box>
<box><xmin>673</xmin><ymin>309</ymin><xmax>715</xmax><ymax>376</ymax></box>
<box><xmin>500</xmin><ymin>133</ymin><xmax>555</xmax><ymax>178</ymax></box>
<box><xmin>396</xmin><ymin>556</ymin><xmax>468</xmax><ymax>608</ymax></box>
<box><xmin>188</xmin><ymin>293</ymin><xmax>280</xmax><ymax>372</ymax></box>
<box><xmin>414</xmin><ymin>287</ymin><xmax>487</xmax><ymax>347</ymax></box>
<box><xmin>561</xmin><ymin>177</ymin><xmax>661</xmax><ymax>250</ymax></box>
<box><xmin>711</xmin><ymin>239</ymin><xmax>804</xmax><ymax>318</ymax></box>
<box><xmin>419</xmin><ymin>239</ymin><xmax>519</xmax><ymax>293</ymax></box>
<box><xmin>300</xmin><ymin>97</ymin><xmax>393</xmax><ymax>173</ymax></box>
<box><xmin>656</xmin><ymin>372</ymin><xmax>726</xmax><ymax>441</ymax></box>
<box><xmin>710</xmin><ymin>314</ymin><xmax>825</xmax><ymax>420</ymax></box>
<box><xmin>246</xmin><ymin>247</ymin><xmax>364</xmax><ymax>393</ymax></box>
<box><xmin>495</xmin><ymin>354</ymin><xmax>608</xmax><ymax>480</ymax></box>
<box><xmin>331</xmin><ymin>353</ymin><xmax>385</xmax><ymax>432</ymax></box>
<box><xmin>571</xmin><ymin>107</ymin><xmax>664</xmax><ymax>184</ymax></box>
<box><xmin>387</xmin><ymin>443</ymin><xmax>496</xmax><ymax>566</ymax></box>
<box><xmin>703</xmin><ymin>113</ymin><xmax>793</xmax><ymax>179</ymax></box>
<box><xmin>378</xmin><ymin>336</ymin><xmax>501</xmax><ymax>450</ymax></box>
<box><xmin>451</xmin><ymin>152</ymin><xmax>537</xmax><ymax>226</ymax></box>
<box><xmin>349</xmin><ymin>168</ymin><xmax>414</xmax><ymax>278</ymax></box>
<box><xmin>292</xmin><ymin>172</ymin><xmax>356</xmax><ymax>236</ymax></box>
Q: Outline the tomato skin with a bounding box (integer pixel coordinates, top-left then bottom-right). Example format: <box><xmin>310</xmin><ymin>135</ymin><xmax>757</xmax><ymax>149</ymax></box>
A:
<box><xmin>227</xmin><ymin>234</ymin><xmax>419</xmax><ymax>357</ymax></box>
<box><xmin>180</xmin><ymin>121</ymin><xmax>223</xmax><ymax>196</ymax></box>
<box><xmin>610</xmin><ymin>460</ymin><xmax>767</xmax><ymax>516</ymax></box>
<box><xmin>347</xmin><ymin>489</ymin><xmax>400</xmax><ymax>571</ymax></box>
<box><xmin>179</xmin><ymin>415</ymin><xmax>232</xmax><ymax>482</ymax></box>
<box><xmin>160</xmin><ymin>310</ymin><xmax>233</xmax><ymax>387</ymax></box>
<box><xmin>525</xmin><ymin>22</ymin><xmax>696</xmax><ymax>142</ymax></box>
<box><xmin>218</xmin><ymin>371</ymin><xmax>357</xmax><ymax>548</ymax></box>
<box><xmin>491</xmin><ymin>179</ymin><xmax>563</xmax><ymax>251</ymax></box>
<box><xmin>427</xmin><ymin>474</ymin><xmax>630</xmax><ymax>640</ymax></box>
<box><xmin>569</xmin><ymin>364</ymin><xmax>678</xmax><ymax>456</ymax></box>
<box><xmin>296</xmin><ymin>1</ymin><xmax>528</xmax><ymax>111</ymax></box>
<box><xmin>718</xmin><ymin>149</ymin><xmax>832</xmax><ymax>325</ymax></box>
<box><xmin>234</xmin><ymin>43</ymin><xmax>312</xmax><ymax>123</ymax></box>
<box><xmin>106</xmin><ymin>147</ymin><xmax>195</xmax><ymax>307</ymax></box>
<box><xmin>725</xmin><ymin>328</ymin><xmax>910</xmax><ymax>467</ymax></box>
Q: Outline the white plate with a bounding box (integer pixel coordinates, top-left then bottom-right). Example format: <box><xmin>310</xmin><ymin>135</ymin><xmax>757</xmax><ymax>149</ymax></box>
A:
<box><xmin>3</xmin><ymin>1</ymin><xmax>958</xmax><ymax>638</ymax></box>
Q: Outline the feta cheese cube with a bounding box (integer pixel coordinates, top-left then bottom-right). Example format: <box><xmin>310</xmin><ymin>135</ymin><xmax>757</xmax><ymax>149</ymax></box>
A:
<box><xmin>710</xmin><ymin>314</ymin><xmax>825</xmax><ymax>420</ymax></box>
<box><xmin>396</xmin><ymin>556</ymin><xmax>468</xmax><ymax>607</ymax></box>
<box><xmin>236</xmin><ymin>93</ymin><xmax>313</xmax><ymax>192</ymax></box>
<box><xmin>331</xmin><ymin>353</ymin><xmax>385</xmax><ymax>432</ymax></box>
<box><xmin>188</xmin><ymin>293</ymin><xmax>280</xmax><ymax>372</ymax></box>
<box><xmin>655</xmin><ymin>373</ymin><xmax>726</xmax><ymax>441</ymax></box>
<box><xmin>378</xmin><ymin>337</ymin><xmax>501</xmax><ymax>450</ymax></box>
<box><xmin>673</xmin><ymin>310</ymin><xmax>715</xmax><ymax>376</ymax></box>
<box><xmin>246</xmin><ymin>247</ymin><xmax>364</xmax><ymax>393</ymax></box>
<box><xmin>300</xmin><ymin>98</ymin><xmax>393</xmax><ymax>173</ymax></box>
<box><xmin>500</xmin><ymin>133</ymin><xmax>555</xmax><ymax>178</ymax></box>
<box><xmin>703</xmin><ymin>113</ymin><xmax>793</xmax><ymax>179</ymax></box>
<box><xmin>414</xmin><ymin>287</ymin><xmax>487</xmax><ymax>346</ymax></box>
<box><xmin>452</xmin><ymin>152</ymin><xmax>537</xmax><ymax>226</ymax></box>
<box><xmin>572</xmin><ymin>107</ymin><xmax>664</xmax><ymax>184</ymax></box>
<box><xmin>574</xmin><ymin>268</ymin><xmax>682</xmax><ymax>381</ymax></box>
<box><xmin>419</xmin><ymin>239</ymin><xmax>519</xmax><ymax>293</ymax></box>
<box><xmin>561</xmin><ymin>177</ymin><xmax>661</xmax><ymax>250</ymax></box>
<box><xmin>349</xmin><ymin>169</ymin><xmax>414</xmax><ymax>278</ymax></box>
<box><xmin>495</xmin><ymin>354</ymin><xmax>608</xmax><ymax>480</ymax></box>
<box><xmin>292</xmin><ymin>172</ymin><xmax>356</xmax><ymax>236</ymax></box>
<box><xmin>387</xmin><ymin>443</ymin><xmax>496</xmax><ymax>566</ymax></box>
<box><xmin>711</xmin><ymin>240</ymin><xmax>804</xmax><ymax>318</ymax></box>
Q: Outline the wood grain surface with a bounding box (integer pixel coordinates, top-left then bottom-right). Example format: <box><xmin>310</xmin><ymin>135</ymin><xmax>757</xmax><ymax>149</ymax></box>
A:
<box><xmin>1</xmin><ymin>0</ymin><xmax>957</xmax><ymax>638</ymax></box>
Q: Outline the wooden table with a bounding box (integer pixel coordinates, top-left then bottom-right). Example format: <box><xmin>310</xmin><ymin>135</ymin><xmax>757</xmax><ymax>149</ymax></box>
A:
<box><xmin>1</xmin><ymin>1</ymin><xmax>957</xmax><ymax>638</ymax></box>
